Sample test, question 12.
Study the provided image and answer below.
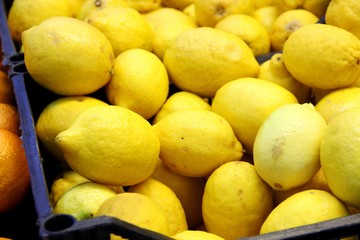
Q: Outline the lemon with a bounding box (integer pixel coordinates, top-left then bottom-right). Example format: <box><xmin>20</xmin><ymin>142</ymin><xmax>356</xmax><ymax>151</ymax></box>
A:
<box><xmin>162</xmin><ymin>0</ymin><xmax>193</xmax><ymax>10</ymax></box>
<box><xmin>123</xmin><ymin>0</ymin><xmax>161</xmax><ymax>13</ymax></box>
<box><xmin>36</xmin><ymin>96</ymin><xmax>108</xmax><ymax>162</ymax></box>
<box><xmin>128</xmin><ymin>177</ymin><xmax>188</xmax><ymax>235</ymax></box>
<box><xmin>283</xmin><ymin>24</ymin><xmax>360</xmax><ymax>90</ymax></box>
<box><xmin>153</xmin><ymin>109</ymin><xmax>243</xmax><ymax>177</ymax></box>
<box><xmin>143</xmin><ymin>7</ymin><xmax>197</xmax><ymax>60</ymax></box>
<box><xmin>254</xmin><ymin>103</ymin><xmax>326</xmax><ymax>190</ymax></box>
<box><xmin>272</xmin><ymin>167</ymin><xmax>331</xmax><ymax>206</ymax></box>
<box><xmin>273</xmin><ymin>0</ymin><xmax>331</xmax><ymax>18</ymax></box>
<box><xmin>49</xmin><ymin>169</ymin><xmax>91</xmax><ymax>206</ymax></box>
<box><xmin>76</xmin><ymin>0</ymin><xmax>129</xmax><ymax>20</ymax></box>
<box><xmin>172</xmin><ymin>230</ymin><xmax>225</xmax><ymax>240</ymax></box>
<box><xmin>54</xmin><ymin>182</ymin><xmax>117</xmax><ymax>220</ymax></box>
<box><xmin>326</xmin><ymin>0</ymin><xmax>360</xmax><ymax>43</ymax></box>
<box><xmin>95</xmin><ymin>192</ymin><xmax>170</xmax><ymax>238</ymax></box>
<box><xmin>203</xmin><ymin>161</ymin><xmax>273</xmax><ymax>239</ymax></box>
<box><xmin>253</xmin><ymin>6</ymin><xmax>279</xmax><ymax>35</ymax></box>
<box><xmin>66</xmin><ymin>0</ymin><xmax>87</xmax><ymax>17</ymax></box>
<box><xmin>211</xmin><ymin>77</ymin><xmax>298</xmax><ymax>154</ymax></box>
<box><xmin>258</xmin><ymin>53</ymin><xmax>312</xmax><ymax>103</ymax></box>
<box><xmin>320</xmin><ymin>107</ymin><xmax>360</xmax><ymax>208</ymax></box>
<box><xmin>183</xmin><ymin>3</ymin><xmax>196</xmax><ymax>19</ymax></box>
<box><xmin>260</xmin><ymin>189</ymin><xmax>350</xmax><ymax>234</ymax></box>
<box><xmin>215</xmin><ymin>14</ymin><xmax>271</xmax><ymax>56</ymax></box>
<box><xmin>163</xmin><ymin>27</ymin><xmax>259</xmax><ymax>98</ymax></box>
<box><xmin>22</xmin><ymin>16</ymin><xmax>114</xmax><ymax>96</ymax></box>
<box><xmin>7</xmin><ymin>0</ymin><xmax>72</xmax><ymax>43</ymax></box>
<box><xmin>152</xmin><ymin>91</ymin><xmax>211</xmax><ymax>124</ymax></box>
<box><xmin>105</xmin><ymin>49</ymin><xmax>169</xmax><ymax>120</ymax></box>
<box><xmin>269</xmin><ymin>9</ymin><xmax>318</xmax><ymax>51</ymax></box>
<box><xmin>194</xmin><ymin>0</ymin><xmax>255</xmax><ymax>27</ymax></box>
<box><xmin>55</xmin><ymin>105</ymin><xmax>160</xmax><ymax>186</ymax></box>
<box><xmin>85</xmin><ymin>7</ymin><xmax>153</xmax><ymax>57</ymax></box>
<box><xmin>315</xmin><ymin>87</ymin><xmax>360</xmax><ymax>123</ymax></box>
<box><xmin>151</xmin><ymin>159</ymin><xmax>205</xmax><ymax>229</ymax></box>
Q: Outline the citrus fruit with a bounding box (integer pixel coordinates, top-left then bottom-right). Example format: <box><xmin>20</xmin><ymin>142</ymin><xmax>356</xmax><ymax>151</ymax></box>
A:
<box><xmin>7</xmin><ymin>0</ymin><xmax>72</xmax><ymax>43</ymax></box>
<box><xmin>253</xmin><ymin>6</ymin><xmax>279</xmax><ymax>34</ymax></box>
<box><xmin>105</xmin><ymin>48</ymin><xmax>169</xmax><ymax>120</ymax></box>
<box><xmin>172</xmin><ymin>230</ymin><xmax>225</xmax><ymax>240</ymax></box>
<box><xmin>162</xmin><ymin>0</ymin><xmax>193</xmax><ymax>10</ymax></box>
<box><xmin>76</xmin><ymin>0</ymin><xmax>129</xmax><ymax>20</ymax></box>
<box><xmin>325</xmin><ymin>0</ymin><xmax>360</xmax><ymax>40</ymax></box>
<box><xmin>253</xmin><ymin>103</ymin><xmax>326</xmax><ymax>190</ymax></box>
<box><xmin>151</xmin><ymin>159</ymin><xmax>205</xmax><ymax>229</ymax></box>
<box><xmin>0</xmin><ymin>71</ymin><xmax>15</xmax><ymax>105</ymax></box>
<box><xmin>0</xmin><ymin>103</ymin><xmax>20</xmax><ymax>136</ymax></box>
<box><xmin>194</xmin><ymin>0</ymin><xmax>255</xmax><ymax>27</ymax></box>
<box><xmin>123</xmin><ymin>0</ymin><xmax>161</xmax><ymax>13</ymax></box>
<box><xmin>258</xmin><ymin>53</ymin><xmax>312</xmax><ymax>103</ymax></box>
<box><xmin>320</xmin><ymin>107</ymin><xmax>360</xmax><ymax>208</ymax></box>
<box><xmin>54</xmin><ymin>182</ymin><xmax>117</xmax><ymax>220</ymax></box>
<box><xmin>211</xmin><ymin>77</ymin><xmax>298</xmax><ymax>154</ymax></box>
<box><xmin>143</xmin><ymin>7</ymin><xmax>197</xmax><ymax>60</ymax></box>
<box><xmin>22</xmin><ymin>16</ymin><xmax>115</xmax><ymax>96</ymax></box>
<box><xmin>260</xmin><ymin>190</ymin><xmax>350</xmax><ymax>234</ymax></box>
<box><xmin>128</xmin><ymin>177</ymin><xmax>188</xmax><ymax>235</ymax></box>
<box><xmin>273</xmin><ymin>0</ymin><xmax>331</xmax><ymax>18</ymax></box>
<box><xmin>153</xmin><ymin>109</ymin><xmax>243</xmax><ymax>177</ymax></box>
<box><xmin>269</xmin><ymin>9</ymin><xmax>318</xmax><ymax>51</ymax></box>
<box><xmin>282</xmin><ymin>23</ymin><xmax>360</xmax><ymax>90</ymax></box>
<box><xmin>203</xmin><ymin>161</ymin><xmax>273</xmax><ymax>239</ymax></box>
<box><xmin>66</xmin><ymin>0</ymin><xmax>86</xmax><ymax>17</ymax></box>
<box><xmin>95</xmin><ymin>192</ymin><xmax>170</xmax><ymax>237</ymax></box>
<box><xmin>36</xmin><ymin>96</ymin><xmax>108</xmax><ymax>162</ymax></box>
<box><xmin>163</xmin><ymin>27</ymin><xmax>259</xmax><ymax>98</ymax></box>
<box><xmin>214</xmin><ymin>14</ymin><xmax>271</xmax><ymax>56</ymax></box>
<box><xmin>0</xmin><ymin>129</ymin><xmax>30</xmax><ymax>213</ymax></box>
<box><xmin>55</xmin><ymin>105</ymin><xmax>160</xmax><ymax>186</ymax></box>
<box><xmin>152</xmin><ymin>91</ymin><xmax>211</xmax><ymax>124</ymax></box>
<box><xmin>315</xmin><ymin>87</ymin><xmax>360</xmax><ymax>123</ymax></box>
<box><xmin>85</xmin><ymin>6</ymin><xmax>153</xmax><ymax>56</ymax></box>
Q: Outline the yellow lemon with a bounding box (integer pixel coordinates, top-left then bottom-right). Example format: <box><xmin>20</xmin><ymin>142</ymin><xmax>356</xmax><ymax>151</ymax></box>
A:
<box><xmin>253</xmin><ymin>6</ymin><xmax>280</xmax><ymax>35</ymax></box>
<box><xmin>85</xmin><ymin>7</ymin><xmax>153</xmax><ymax>56</ymax></box>
<box><xmin>258</xmin><ymin>53</ymin><xmax>312</xmax><ymax>103</ymax></box>
<box><xmin>269</xmin><ymin>9</ymin><xmax>318</xmax><ymax>51</ymax></box>
<box><xmin>36</xmin><ymin>96</ymin><xmax>108</xmax><ymax>162</ymax></box>
<box><xmin>211</xmin><ymin>77</ymin><xmax>298</xmax><ymax>154</ymax></box>
<box><xmin>55</xmin><ymin>105</ymin><xmax>160</xmax><ymax>186</ymax></box>
<box><xmin>315</xmin><ymin>87</ymin><xmax>360</xmax><ymax>123</ymax></box>
<box><xmin>162</xmin><ymin>0</ymin><xmax>193</xmax><ymax>10</ymax></box>
<box><xmin>203</xmin><ymin>161</ymin><xmax>273</xmax><ymax>239</ymax></box>
<box><xmin>143</xmin><ymin>7</ymin><xmax>197</xmax><ymax>60</ymax></box>
<box><xmin>152</xmin><ymin>91</ymin><xmax>211</xmax><ymax>124</ymax></box>
<box><xmin>194</xmin><ymin>0</ymin><xmax>255</xmax><ymax>27</ymax></box>
<box><xmin>105</xmin><ymin>49</ymin><xmax>169</xmax><ymax>120</ymax></box>
<box><xmin>76</xmin><ymin>0</ymin><xmax>129</xmax><ymax>20</ymax></box>
<box><xmin>320</xmin><ymin>107</ymin><xmax>360</xmax><ymax>208</ymax></box>
<box><xmin>7</xmin><ymin>0</ymin><xmax>72</xmax><ymax>43</ymax></box>
<box><xmin>183</xmin><ymin>3</ymin><xmax>196</xmax><ymax>19</ymax></box>
<box><xmin>172</xmin><ymin>230</ymin><xmax>225</xmax><ymax>240</ymax></box>
<box><xmin>123</xmin><ymin>0</ymin><xmax>161</xmax><ymax>13</ymax></box>
<box><xmin>215</xmin><ymin>14</ymin><xmax>271</xmax><ymax>56</ymax></box>
<box><xmin>283</xmin><ymin>23</ymin><xmax>360</xmax><ymax>90</ymax></box>
<box><xmin>66</xmin><ymin>0</ymin><xmax>87</xmax><ymax>17</ymax></box>
<box><xmin>95</xmin><ymin>192</ymin><xmax>170</xmax><ymax>238</ymax></box>
<box><xmin>254</xmin><ymin>103</ymin><xmax>326</xmax><ymax>190</ymax></box>
<box><xmin>273</xmin><ymin>0</ymin><xmax>331</xmax><ymax>18</ymax></box>
<box><xmin>153</xmin><ymin>109</ymin><xmax>243</xmax><ymax>177</ymax></box>
<box><xmin>272</xmin><ymin>167</ymin><xmax>331</xmax><ymax>206</ymax></box>
<box><xmin>54</xmin><ymin>182</ymin><xmax>117</xmax><ymax>220</ymax></box>
<box><xmin>326</xmin><ymin>0</ymin><xmax>360</xmax><ymax>42</ymax></box>
<box><xmin>128</xmin><ymin>177</ymin><xmax>188</xmax><ymax>235</ymax></box>
<box><xmin>22</xmin><ymin>16</ymin><xmax>114</xmax><ymax>96</ymax></box>
<box><xmin>49</xmin><ymin>169</ymin><xmax>91</xmax><ymax>206</ymax></box>
<box><xmin>163</xmin><ymin>27</ymin><xmax>259</xmax><ymax>98</ymax></box>
<box><xmin>260</xmin><ymin>189</ymin><xmax>350</xmax><ymax>234</ymax></box>
<box><xmin>151</xmin><ymin>159</ymin><xmax>205</xmax><ymax>229</ymax></box>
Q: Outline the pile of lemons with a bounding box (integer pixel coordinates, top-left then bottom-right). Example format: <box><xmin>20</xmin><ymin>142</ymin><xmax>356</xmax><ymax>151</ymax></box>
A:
<box><xmin>6</xmin><ymin>0</ymin><xmax>360</xmax><ymax>239</ymax></box>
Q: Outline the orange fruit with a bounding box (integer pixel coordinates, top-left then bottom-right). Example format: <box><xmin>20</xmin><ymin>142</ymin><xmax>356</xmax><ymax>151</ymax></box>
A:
<box><xmin>0</xmin><ymin>71</ymin><xmax>15</xmax><ymax>105</ymax></box>
<box><xmin>0</xmin><ymin>129</ymin><xmax>31</xmax><ymax>213</ymax></box>
<box><xmin>0</xmin><ymin>103</ymin><xmax>20</xmax><ymax>136</ymax></box>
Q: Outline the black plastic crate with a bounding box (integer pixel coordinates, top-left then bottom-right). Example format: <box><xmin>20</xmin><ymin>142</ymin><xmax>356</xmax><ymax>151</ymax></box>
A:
<box><xmin>1</xmin><ymin>0</ymin><xmax>360</xmax><ymax>239</ymax></box>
